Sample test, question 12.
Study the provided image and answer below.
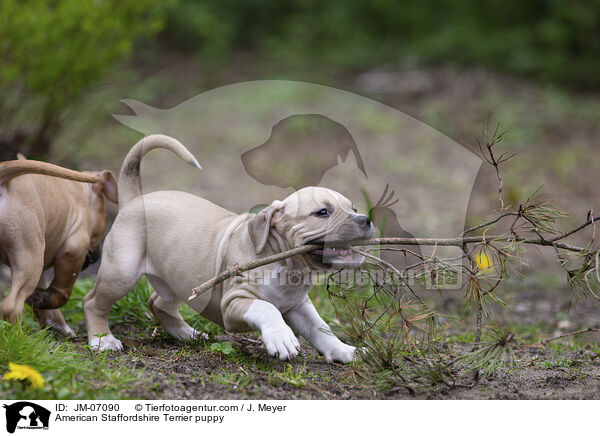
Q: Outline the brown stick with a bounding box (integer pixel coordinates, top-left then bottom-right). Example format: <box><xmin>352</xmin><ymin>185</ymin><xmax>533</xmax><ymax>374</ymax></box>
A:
<box><xmin>360</xmin><ymin>236</ymin><xmax>584</xmax><ymax>252</ymax></box>
<box><xmin>188</xmin><ymin>244</ymin><xmax>322</xmax><ymax>300</ymax></box>
<box><xmin>189</xmin><ymin>226</ymin><xmax>594</xmax><ymax>301</ymax></box>
<box><xmin>188</xmin><ymin>233</ymin><xmax>592</xmax><ymax>301</ymax></box>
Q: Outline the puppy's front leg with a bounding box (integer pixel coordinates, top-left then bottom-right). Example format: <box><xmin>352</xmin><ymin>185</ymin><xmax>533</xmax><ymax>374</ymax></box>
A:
<box><xmin>236</xmin><ymin>299</ymin><xmax>300</xmax><ymax>360</ymax></box>
<box><xmin>284</xmin><ymin>299</ymin><xmax>357</xmax><ymax>363</ymax></box>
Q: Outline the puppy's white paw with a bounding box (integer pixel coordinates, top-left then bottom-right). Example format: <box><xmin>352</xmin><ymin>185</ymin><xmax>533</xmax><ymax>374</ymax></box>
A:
<box><xmin>166</xmin><ymin>326</ymin><xmax>208</xmax><ymax>341</ymax></box>
<box><xmin>261</xmin><ymin>324</ymin><xmax>300</xmax><ymax>361</ymax></box>
<box><xmin>194</xmin><ymin>330</ymin><xmax>209</xmax><ymax>341</ymax></box>
<box><xmin>323</xmin><ymin>342</ymin><xmax>358</xmax><ymax>363</ymax></box>
<box><xmin>88</xmin><ymin>334</ymin><xmax>123</xmax><ymax>351</ymax></box>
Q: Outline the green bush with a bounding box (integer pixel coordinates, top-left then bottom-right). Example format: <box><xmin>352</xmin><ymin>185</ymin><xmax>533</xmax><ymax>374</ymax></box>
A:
<box><xmin>0</xmin><ymin>0</ymin><xmax>172</xmax><ymax>158</ymax></box>
<box><xmin>162</xmin><ymin>0</ymin><xmax>600</xmax><ymax>87</ymax></box>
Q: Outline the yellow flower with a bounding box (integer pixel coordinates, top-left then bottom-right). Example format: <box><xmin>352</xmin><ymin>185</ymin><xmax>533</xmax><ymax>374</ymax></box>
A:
<box><xmin>3</xmin><ymin>363</ymin><xmax>45</xmax><ymax>389</ymax></box>
<box><xmin>475</xmin><ymin>251</ymin><xmax>493</xmax><ymax>272</ymax></box>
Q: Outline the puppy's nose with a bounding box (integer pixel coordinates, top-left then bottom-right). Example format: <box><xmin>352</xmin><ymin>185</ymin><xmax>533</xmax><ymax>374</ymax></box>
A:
<box><xmin>354</xmin><ymin>214</ymin><xmax>371</xmax><ymax>228</ymax></box>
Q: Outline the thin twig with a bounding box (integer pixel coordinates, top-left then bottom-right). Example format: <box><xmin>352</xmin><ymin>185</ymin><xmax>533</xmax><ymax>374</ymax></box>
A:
<box><xmin>526</xmin><ymin>327</ymin><xmax>600</xmax><ymax>347</ymax></box>
<box><xmin>461</xmin><ymin>212</ymin><xmax>517</xmax><ymax>236</ymax></box>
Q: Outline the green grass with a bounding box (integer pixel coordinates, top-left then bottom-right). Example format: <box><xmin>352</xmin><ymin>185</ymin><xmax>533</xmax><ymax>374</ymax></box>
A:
<box><xmin>539</xmin><ymin>358</ymin><xmax>582</xmax><ymax>370</ymax></box>
<box><xmin>446</xmin><ymin>331</ymin><xmax>477</xmax><ymax>344</ymax></box>
<box><xmin>0</xmin><ymin>320</ymin><xmax>141</xmax><ymax>399</ymax></box>
<box><xmin>1</xmin><ymin>276</ymin><xmax>225</xmax><ymax>400</ymax></box>
<box><xmin>270</xmin><ymin>364</ymin><xmax>312</xmax><ymax>388</ymax></box>
<box><xmin>207</xmin><ymin>370</ymin><xmax>255</xmax><ymax>390</ymax></box>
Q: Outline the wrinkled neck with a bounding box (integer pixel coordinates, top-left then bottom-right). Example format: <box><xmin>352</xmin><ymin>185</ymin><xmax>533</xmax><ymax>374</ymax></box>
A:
<box><xmin>263</xmin><ymin>225</ymin><xmax>311</xmax><ymax>270</ymax></box>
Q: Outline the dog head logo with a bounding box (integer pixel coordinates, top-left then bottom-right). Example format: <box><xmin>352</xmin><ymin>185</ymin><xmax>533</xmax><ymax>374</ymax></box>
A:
<box><xmin>241</xmin><ymin>114</ymin><xmax>367</xmax><ymax>190</ymax></box>
<box><xmin>3</xmin><ymin>402</ymin><xmax>50</xmax><ymax>433</ymax></box>
<box><xmin>113</xmin><ymin>80</ymin><xmax>481</xmax><ymax>290</ymax></box>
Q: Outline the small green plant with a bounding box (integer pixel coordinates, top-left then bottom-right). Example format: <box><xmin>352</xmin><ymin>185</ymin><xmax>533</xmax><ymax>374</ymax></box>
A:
<box><xmin>209</xmin><ymin>342</ymin><xmax>235</xmax><ymax>356</ymax></box>
<box><xmin>458</xmin><ymin>324</ymin><xmax>516</xmax><ymax>375</ymax></box>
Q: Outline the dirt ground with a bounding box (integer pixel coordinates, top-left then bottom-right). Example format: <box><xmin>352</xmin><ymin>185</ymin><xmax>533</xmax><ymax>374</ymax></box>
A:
<box><xmin>68</xmin><ymin>279</ymin><xmax>600</xmax><ymax>400</ymax></box>
<box><xmin>74</xmin><ymin>326</ymin><xmax>600</xmax><ymax>400</ymax></box>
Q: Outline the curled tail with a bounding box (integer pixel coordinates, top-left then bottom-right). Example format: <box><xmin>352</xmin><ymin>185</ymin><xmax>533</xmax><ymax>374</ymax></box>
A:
<box><xmin>0</xmin><ymin>160</ymin><xmax>102</xmax><ymax>187</ymax></box>
<box><xmin>118</xmin><ymin>134</ymin><xmax>201</xmax><ymax>210</ymax></box>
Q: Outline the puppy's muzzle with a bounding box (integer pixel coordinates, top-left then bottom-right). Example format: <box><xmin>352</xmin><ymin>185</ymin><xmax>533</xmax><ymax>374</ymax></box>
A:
<box><xmin>308</xmin><ymin>215</ymin><xmax>374</xmax><ymax>268</ymax></box>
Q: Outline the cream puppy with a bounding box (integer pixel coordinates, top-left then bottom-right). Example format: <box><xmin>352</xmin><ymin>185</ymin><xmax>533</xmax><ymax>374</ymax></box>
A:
<box><xmin>83</xmin><ymin>135</ymin><xmax>373</xmax><ymax>362</ymax></box>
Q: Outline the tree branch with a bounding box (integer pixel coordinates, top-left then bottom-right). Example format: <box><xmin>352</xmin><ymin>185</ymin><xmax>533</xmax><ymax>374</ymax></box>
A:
<box><xmin>189</xmin><ymin>212</ymin><xmax>599</xmax><ymax>300</ymax></box>
<box><xmin>188</xmin><ymin>244</ymin><xmax>321</xmax><ymax>300</ymax></box>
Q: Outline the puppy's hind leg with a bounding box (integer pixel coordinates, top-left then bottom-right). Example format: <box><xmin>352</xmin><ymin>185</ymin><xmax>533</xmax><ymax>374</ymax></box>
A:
<box><xmin>29</xmin><ymin>233</ymin><xmax>87</xmax><ymax>310</ymax></box>
<box><xmin>147</xmin><ymin>276</ymin><xmax>207</xmax><ymax>341</ymax></box>
<box><xmin>34</xmin><ymin>308</ymin><xmax>75</xmax><ymax>337</ymax></box>
<box><xmin>32</xmin><ymin>273</ymin><xmax>75</xmax><ymax>337</ymax></box>
<box><xmin>84</xmin><ymin>269</ymin><xmax>141</xmax><ymax>351</ymax></box>
<box><xmin>29</xmin><ymin>234</ymin><xmax>88</xmax><ymax>337</ymax></box>
<box><xmin>2</xmin><ymin>249</ymin><xmax>44</xmax><ymax>324</ymax></box>
<box><xmin>83</xmin><ymin>229</ymin><xmax>144</xmax><ymax>351</ymax></box>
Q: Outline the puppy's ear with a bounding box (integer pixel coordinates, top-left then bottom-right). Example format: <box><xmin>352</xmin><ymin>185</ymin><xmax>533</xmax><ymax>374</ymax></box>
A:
<box><xmin>248</xmin><ymin>201</ymin><xmax>283</xmax><ymax>253</ymax></box>
<box><xmin>93</xmin><ymin>170</ymin><xmax>119</xmax><ymax>204</ymax></box>
<box><xmin>16</xmin><ymin>153</ymin><xmax>27</xmax><ymax>160</ymax></box>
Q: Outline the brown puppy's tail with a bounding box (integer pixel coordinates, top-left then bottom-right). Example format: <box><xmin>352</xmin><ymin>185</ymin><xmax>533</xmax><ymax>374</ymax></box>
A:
<box><xmin>118</xmin><ymin>134</ymin><xmax>201</xmax><ymax>210</ymax></box>
<box><xmin>0</xmin><ymin>160</ymin><xmax>102</xmax><ymax>187</ymax></box>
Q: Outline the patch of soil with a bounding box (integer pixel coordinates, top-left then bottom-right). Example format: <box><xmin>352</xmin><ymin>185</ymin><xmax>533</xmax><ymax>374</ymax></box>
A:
<box><xmin>447</xmin><ymin>349</ymin><xmax>600</xmax><ymax>400</ymax></box>
<box><xmin>72</xmin><ymin>321</ymin><xmax>600</xmax><ymax>400</ymax></box>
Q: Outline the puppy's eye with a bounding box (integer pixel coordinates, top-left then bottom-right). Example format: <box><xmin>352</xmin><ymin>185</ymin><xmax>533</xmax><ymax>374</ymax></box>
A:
<box><xmin>352</xmin><ymin>206</ymin><xmax>357</xmax><ymax>213</ymax></box>
<box><xmin>313</xmin><ymin>208</ymin><xmax>330</xmax><ymax>217</ymax></box>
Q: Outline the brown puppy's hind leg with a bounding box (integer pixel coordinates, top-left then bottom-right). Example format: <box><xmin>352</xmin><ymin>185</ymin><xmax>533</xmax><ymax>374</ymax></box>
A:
<box><xmin>27</xmin><ymin>235</ymin><xmax>85</xmax><ymax>337</ymax></box>
<box><xmin>31</xmin><ymin>274</ymin><xmax>75</xmax><ymax>337</ymax></box>
<box><xmin>2</xmin><ymin>253</ymin><xmax>44</xmax><ymax>324</ymax></box>
<box><xmin>33</xmin><ymin>309</ymin><xmax>75</xmax><ymax>337</ymax></box>
<box><xmin>27</xmin><ymin>235</ymin><xmax>87</xmax><ymax>310</ymax></box>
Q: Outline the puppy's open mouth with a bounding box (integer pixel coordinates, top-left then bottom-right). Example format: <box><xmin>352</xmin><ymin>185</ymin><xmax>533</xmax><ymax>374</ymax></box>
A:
<box><xmin>306</xmin><ymin>239</ymin><xmax>365</xmax><ymax>268</ymax></box>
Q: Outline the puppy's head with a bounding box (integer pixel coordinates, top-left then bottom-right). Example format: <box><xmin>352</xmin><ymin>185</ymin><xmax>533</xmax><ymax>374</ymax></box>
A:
<box><xmin>82</xmin><ymin>170</ymin><xmax>118</xmax><ymax>265</ymax></box>
<box><xmin>248</xmin><ymin>187</ymin><xmax>374</xmax><ymax>268</ymax></box>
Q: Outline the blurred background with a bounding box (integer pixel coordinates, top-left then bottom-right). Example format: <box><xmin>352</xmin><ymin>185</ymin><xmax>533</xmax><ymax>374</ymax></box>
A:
<box><xmin>2</xmin><ymin>0</ymin><xmax>600</xmax><ymax>331</ymax></box>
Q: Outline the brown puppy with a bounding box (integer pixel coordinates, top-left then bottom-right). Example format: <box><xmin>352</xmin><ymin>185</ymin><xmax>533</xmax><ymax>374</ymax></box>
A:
<box><xmin>0</xmin><ymin>156</ymin><xmax>118</xmax><ymax>336</ymax></box>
